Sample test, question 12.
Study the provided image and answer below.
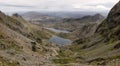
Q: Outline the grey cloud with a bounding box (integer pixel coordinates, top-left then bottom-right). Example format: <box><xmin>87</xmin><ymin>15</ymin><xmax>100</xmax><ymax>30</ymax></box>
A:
<box><xmin>87</xmin><ymin>2</ymin><xmax>116</xmax><ymax>8</ymax></box>
<box><xmin>0</xmin><ymin>0</ymin><xmax>119</xmax><ymax>13</ymax></box>
<box><xmin>0</xmin><ymin>3</ymin><xmax>35</xmax><ymax>8</ymax></box>
<box><xmin>103</xmin><ymin>2</ymin><xmax>116</xmax><ymax>8</ymax></box>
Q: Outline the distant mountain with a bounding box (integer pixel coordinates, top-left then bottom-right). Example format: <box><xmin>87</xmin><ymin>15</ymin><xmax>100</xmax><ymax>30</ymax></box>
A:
<box><xmin>41</xmin><ymin>11</ymin><xmax>107</xmax><ymax>18</ymax></box>
<box><xmin>21</xmin><ymin>11</ymin><xmax>64</xmax><ymax>24</ymax></box>
<box><xmin>62</xmin><ymin>13</ymin><xmax>105</xmax><ymax>23</ymax></box>
<box><xmin>21</xmin><ymin>11</ymin><xmax>107</xmax><ymax>18</ymax></box>
<box><xmin>80</xmin><ymin>13</ymin><xmax>105</xmax><ymax>22</ymax></box>
<box><xmin>20</xmin><ymin>11</ymin><xmax>106</xmax><ymax>24</ymax></box>
<box><xmin>21</xmin><ymin>11</ymin><xmax>53</xmax><ymax>19</ymax></box>
<box><xmin>41</xmin><ymin>11</ymin><xmax>97</xmax><ymax>18</ymax></box>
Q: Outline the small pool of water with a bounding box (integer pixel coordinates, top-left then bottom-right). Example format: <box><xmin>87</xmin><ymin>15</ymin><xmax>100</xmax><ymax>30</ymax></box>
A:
<box><xmin>45</xmin><ymin>28</ymin><xmax>70</xmax><ymax>33</ymax></box>
<box><xmin>49</xmin><ymin>36</ymin><xmax>72</xmax><ymax>45</ymax></box>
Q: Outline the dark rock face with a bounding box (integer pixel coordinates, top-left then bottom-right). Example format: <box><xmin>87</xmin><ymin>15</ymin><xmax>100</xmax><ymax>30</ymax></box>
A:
<box><xmin>31</xmin><ymin>42</ymin><xmax>36</xmax><ymax>52</ymax></box>
<box><xmin>96</xmin><ymin>1</ymin><xmax>120</xmax><ymax>40</ymax></box>
<box><xmin>114</xmin><ymin>43</ymin><xmax>120</xmax><ymax>49</ymax></box>
<box><xmin>13</xmin><ymin>13</ymin><xmax>20</xmax><ymax>17</ymax></box>
<box><xmin>12</xmin><ymin>13</ymin><xmax>23</xmax><ymax>18</ymax></box>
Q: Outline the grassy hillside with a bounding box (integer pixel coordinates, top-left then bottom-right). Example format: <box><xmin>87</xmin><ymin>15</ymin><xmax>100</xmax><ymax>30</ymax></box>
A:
<box><xmin>0</xmin><ymin>12</ymin><xmax>59</xmax><ymax>66</ymax></box>
<box><xmin>53</xmin><ymin>1</ymin><xmax>120</xmax><ymax>66</ymax></box>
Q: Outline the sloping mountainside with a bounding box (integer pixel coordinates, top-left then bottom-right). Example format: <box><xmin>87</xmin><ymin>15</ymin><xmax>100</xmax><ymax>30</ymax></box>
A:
<box><xmin>0</xmin><ymin>12</ymin><xmax>59</xmax><ymax>66</ymax></box>
<box><xmin>53</xmin><ymin>1</ymin><xmax>120</xmax><ymax>66</ymax></box>
<box><xmin>52</xmin><ymin>14</ymin><xmax>105</xmax><ymax>40</ymax></box>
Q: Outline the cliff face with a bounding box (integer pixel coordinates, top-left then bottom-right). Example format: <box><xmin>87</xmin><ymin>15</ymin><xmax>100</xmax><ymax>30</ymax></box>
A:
<box><xmin>96</xmin><ymin>1</ymin><xmax>120</xmax><ymax>41</ymax></box>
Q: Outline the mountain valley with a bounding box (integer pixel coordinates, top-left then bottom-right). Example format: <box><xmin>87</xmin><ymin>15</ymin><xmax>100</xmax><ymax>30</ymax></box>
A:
<box><xmin>0</xmin><ymin>1</ymin><xmax>120</xmax><ymax>66</ymax></box>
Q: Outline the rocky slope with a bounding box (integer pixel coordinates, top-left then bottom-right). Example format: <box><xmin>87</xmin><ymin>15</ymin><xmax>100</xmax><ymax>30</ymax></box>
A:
<box><xmin>53</xmin><ymin>1</ymin><xmax>120</xmax><ymax>66</ymax></box>
<box><xmin>0</xmin><ymin>12</ymin><xmax>59</xmax><ymax>66</ymax></box>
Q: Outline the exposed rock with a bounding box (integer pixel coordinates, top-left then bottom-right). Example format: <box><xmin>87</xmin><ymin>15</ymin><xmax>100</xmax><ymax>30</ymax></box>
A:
<box><xmin>31</xmin><ymin>42</ymin><xmax>37</xmax><ymax>52</ymax></box>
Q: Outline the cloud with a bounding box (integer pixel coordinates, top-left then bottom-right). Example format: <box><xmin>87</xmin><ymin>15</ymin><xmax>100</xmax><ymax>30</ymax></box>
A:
<box><xmin>0</xmin><ymin>3</ymin><xmax>35</xmax><ymax>8</ymax></box>
<box><xmin>96</xmin><ymin>5</ymin><xmax>109</xmax><ymax>10</ymax></box>
<box><xmin>0</xmin><ymin>0</ymin><xmax>119</xmax><ymax>13</ymax></box>
<box><xmin>72</xmin><ymin>4</ymin><xmax>111</xmax><ymax>12</ymax></box>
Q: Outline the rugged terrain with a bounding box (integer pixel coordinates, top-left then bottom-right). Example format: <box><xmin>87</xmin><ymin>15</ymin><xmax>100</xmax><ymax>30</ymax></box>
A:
<box><xmin>21</xmin><ymin>11</ymin><xmax>105</xmax><ymax>40</ymax></box>
<box><xmin>0</xmin><ymin>1</ymin><xmax>120</xmax><ymax>66</ymax></box>
<box><xmin>52</xmin><ymin>1</ymin><xmax>120</xmax><ymax>66</ymax></box>
<box><xmin>0</xmin><ymin>12</ymin><xmax>59</xmax><ymax>66</ymax></box>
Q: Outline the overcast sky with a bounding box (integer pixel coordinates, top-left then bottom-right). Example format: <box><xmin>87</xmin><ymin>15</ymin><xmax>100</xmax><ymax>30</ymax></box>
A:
<box><xmin>0</xmin><ymin>0</ymin><xmax>119</xmax><ymax>13</ymax></box>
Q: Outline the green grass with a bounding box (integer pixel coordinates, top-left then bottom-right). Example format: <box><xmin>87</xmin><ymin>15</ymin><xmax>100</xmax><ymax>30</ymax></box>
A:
<box><xmin>52</xmin><ymin>58</ymin><xmax>76</xmax><ymax>64</ymax></box>
<box><xmin>0</xmin><ymin>56</ymin><xmax>20</xmax><ymax>66</ymax></box>
<box><xmin>0</xmin><ymin>39</ymin><xmax>22</xmax><ymax>51</ymax></box>
<box><xmin>52</xmin><ymin>49</ymin><xmax>77</xmax><ymax>64</ymax></box>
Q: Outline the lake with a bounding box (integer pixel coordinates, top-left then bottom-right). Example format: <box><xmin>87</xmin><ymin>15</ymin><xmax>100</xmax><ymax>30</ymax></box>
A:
<box><xmin>45</xmin><ymin>28</ymin><xmax>70</xmax><ymax>33</ymax></box>
<box><xmin>45</xmin><ymin>27</ymin><xmax>72</xmax><ymax>45</ymax></box>
<box><xmin>49</xmin><ymin>36</ymin><xmax>72</xmax><ymax>45</ymax></box>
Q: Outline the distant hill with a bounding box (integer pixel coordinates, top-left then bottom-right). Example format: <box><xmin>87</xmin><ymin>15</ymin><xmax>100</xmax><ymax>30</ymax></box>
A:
<box><xmin>62</xmin><ymin>13</ymin><xmax>105</xmax><ymax>23</ymax></box>
<box><xmin>21</xmin><ymin>11</ymin><xmax>103</xmax><ymax>18</ymax></box>
<box><xmin>21</xmin><ymin>11</ymin><xmax>63</xmax><ymax>24</ymax></box>
<box><xmin>20</xmin><ymin>11</ymin><xmax>107</xmax><ymax>24</ymax></box>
